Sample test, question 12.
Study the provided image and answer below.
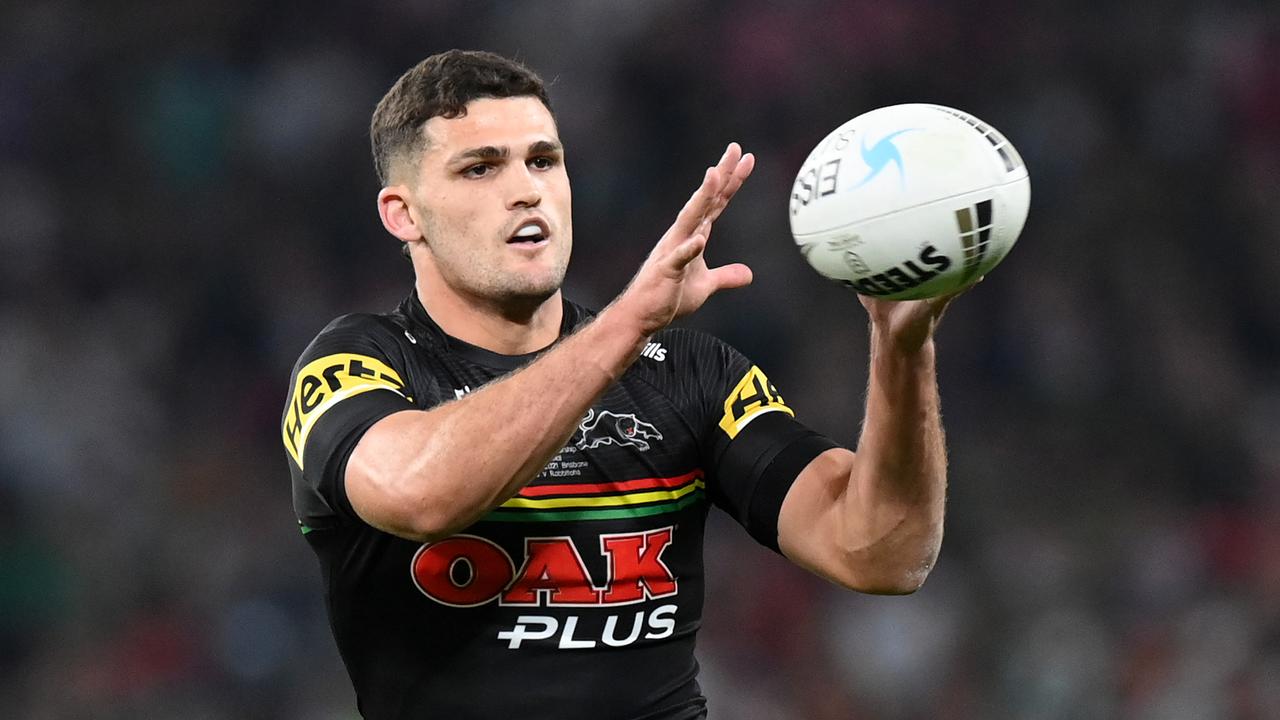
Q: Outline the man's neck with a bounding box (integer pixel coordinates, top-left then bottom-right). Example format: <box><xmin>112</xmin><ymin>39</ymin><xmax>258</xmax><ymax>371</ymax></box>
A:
<box><xmin>414</xmin><ymin>276</ymin><xmax>564</xmax><ymax>356</ymax></box>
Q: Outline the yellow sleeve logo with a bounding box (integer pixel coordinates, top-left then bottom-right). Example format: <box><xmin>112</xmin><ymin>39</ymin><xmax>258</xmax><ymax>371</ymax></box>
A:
<box><xmin>282</xmin><ymin>353</ymin><xmax>407</xmax><ymax>468</ymax></box>
<box><xmin>718</xmin><ymin>365</ymin><xmax>794</xmax><ymax>439</ymax></box>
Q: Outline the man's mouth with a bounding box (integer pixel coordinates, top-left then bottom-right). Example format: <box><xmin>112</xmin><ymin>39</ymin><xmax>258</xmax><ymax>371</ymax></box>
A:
<box><xmin>508</xmin><ymin>219</ymin><xmax>549</xmax><ymax>245</ymax></box>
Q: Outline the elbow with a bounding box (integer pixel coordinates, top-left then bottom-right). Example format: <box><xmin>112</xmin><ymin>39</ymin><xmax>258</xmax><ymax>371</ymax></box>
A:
<box><xmin>351</xmin><ymin>471</ymin><xmax>474</xmax><ymax>543</ymax></box>
<box><xmin>846</xmin><ymin>558</ymin><xmax>935</xmax><ymax>595</ymax></box>
<box><xmin>395</xmin><ymin>488</ymin><xmax>484</xmax><ymax>543</ymax></box>
<box><xmin>833</xmin><ymin>523</ymin><xmax>943</xmax><ymax>595</ymax></box>
<box><xmin>398</xmin><ymin>509</ymin><xmax>461</xmax><ymax>544</ymax></box>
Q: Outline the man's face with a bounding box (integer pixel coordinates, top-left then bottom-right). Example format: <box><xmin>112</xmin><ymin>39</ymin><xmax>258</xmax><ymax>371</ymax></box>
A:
<box><xmin>407</xmin><ymin>96</ymin><xmax>572</xmax><ymax>306</ymax></box>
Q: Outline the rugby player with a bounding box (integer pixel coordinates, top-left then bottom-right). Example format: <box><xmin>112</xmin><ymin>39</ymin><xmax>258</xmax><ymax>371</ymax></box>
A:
<box><xmin>283</xmin><ymin>49</ymin><xmax>956</xmax><ymax>719</ymax></box>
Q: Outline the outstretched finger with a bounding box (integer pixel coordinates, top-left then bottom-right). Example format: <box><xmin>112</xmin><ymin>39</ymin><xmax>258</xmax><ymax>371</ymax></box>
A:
<box><xmin>672</xmin><ymin>144</ymin><xmax>741</xmax><ymax>239</ymax></box>
<box><xmin>665</xmin><ymin>168</ymin><xmax>722</xmax><ymax>247</ymax></box>
<box><xmin>712</xmin><ymin>143</ymin><xmax>743</xmax><ymax>184</ymax></box>
<box><xmin>704</xmin><ymin>152</ymin><xmax>755</xmax><ymax>226</ymax></box>
<box><xmin>709</xmin><ymin>144</ymin><xmax>748</xmax><ymax>204</ymax></box>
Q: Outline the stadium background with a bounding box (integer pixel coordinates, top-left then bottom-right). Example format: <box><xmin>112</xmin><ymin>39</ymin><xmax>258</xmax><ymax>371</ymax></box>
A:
<box><xmin>3</xmin><ymin>0</ymin><xmax>1279</xmax><ymax>717</ymax></box>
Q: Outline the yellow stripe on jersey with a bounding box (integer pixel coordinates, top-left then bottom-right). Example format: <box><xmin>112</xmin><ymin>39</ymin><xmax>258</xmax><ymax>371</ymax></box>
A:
<box><xmin>718</xmin><ymin>365</ymin><xmax>794</xmax><ymax>440</ymax></box>
<box><xmin>283</xmin><ymin>353</ymin><xmax>406</xmax><ymax>468</ymax></box>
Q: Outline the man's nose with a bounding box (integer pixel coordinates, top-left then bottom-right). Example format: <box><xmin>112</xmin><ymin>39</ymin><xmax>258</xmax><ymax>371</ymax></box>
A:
<box><xmin>506</xmin><ymin>165</ymin><xmax>542</xmax><ymax>209</ymax></box>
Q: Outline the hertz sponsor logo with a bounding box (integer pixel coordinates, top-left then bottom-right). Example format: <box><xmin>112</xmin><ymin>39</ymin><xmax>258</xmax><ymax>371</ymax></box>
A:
<box><xmin>283</xmin><ymin>353</ymin><xmax>406</xmax><ymax>467</ymax></box>
<box><xmin>718</xmin><ymin>366</ymin><xmax>793</xmax><ymax>439</ymax></box>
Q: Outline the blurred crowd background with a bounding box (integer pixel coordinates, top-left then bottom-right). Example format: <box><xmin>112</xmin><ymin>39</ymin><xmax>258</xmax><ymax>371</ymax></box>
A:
<box><xmin>2</xmin><ymin>0</ymin><xmax>1279</xmax><ymax>717</ymax></box>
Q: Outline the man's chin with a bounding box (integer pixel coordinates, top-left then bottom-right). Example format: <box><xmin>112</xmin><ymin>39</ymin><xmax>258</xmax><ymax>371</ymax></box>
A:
<box><xmin>514</xmin><ymin>267</ymin><xmax>568</xmax><ymax>298</ymax></box>
<box><xmin>493</xmin><ymin>275</ymin><xmax>564</xmax><ymax>309</ymax></box>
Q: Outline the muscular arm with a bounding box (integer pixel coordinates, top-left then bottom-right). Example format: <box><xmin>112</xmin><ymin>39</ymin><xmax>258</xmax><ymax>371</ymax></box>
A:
<box><xmin>347</xmin><ymin>145</ymin><xmax>756</xmax><ymax>542</ymax></box>
<box><xmin>346</xmin><ymin>309</ymin><xmax>647</xmax><ymax>540</ymax></box>
<box><xmin>777</xmin><ymin>296</ymin><xmax>954</xmax><ymax>594</ymax></box>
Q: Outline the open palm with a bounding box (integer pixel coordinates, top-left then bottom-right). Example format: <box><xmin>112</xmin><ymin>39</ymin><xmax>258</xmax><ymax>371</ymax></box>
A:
<box><xmin>619</xmin><ymin>143</ymin><xmax>756</xmax><ymax>336</ymax></box>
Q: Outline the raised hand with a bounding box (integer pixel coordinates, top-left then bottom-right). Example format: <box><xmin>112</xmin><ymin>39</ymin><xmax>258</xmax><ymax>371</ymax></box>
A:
<box><xmin>614</xmin><ymin>143</ymin><xmax>756</xmax><ymax>337</ymax></box>
<box><xmin>859</xmin><ymin>280</ymin><xmax>977</xmax><ymax>352</ymax></box>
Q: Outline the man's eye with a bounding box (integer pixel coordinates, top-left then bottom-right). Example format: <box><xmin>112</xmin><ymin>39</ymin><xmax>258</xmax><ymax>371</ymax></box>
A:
<box><xmin>530</xmin><ymin>156</ymin><xmax>556</xmax><ymax>170</ymax></box>
<box><xmin>463</xmin><ymin>164</ymin><xmax>490</xmax><ymax>177</ymax></box>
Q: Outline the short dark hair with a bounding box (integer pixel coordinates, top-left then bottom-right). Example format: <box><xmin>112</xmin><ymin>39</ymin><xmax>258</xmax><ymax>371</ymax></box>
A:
<box><xmin>370</xmin><ymin>50</ymin><xmax>552</xmax><ymax>186</ymax></box>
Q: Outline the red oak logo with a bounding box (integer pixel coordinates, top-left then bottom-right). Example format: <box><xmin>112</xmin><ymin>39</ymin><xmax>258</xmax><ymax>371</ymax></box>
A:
<box><xmin>411</xmin><ymin>527</ymin><xmax>677</xmax><ymax>608</ymax></box>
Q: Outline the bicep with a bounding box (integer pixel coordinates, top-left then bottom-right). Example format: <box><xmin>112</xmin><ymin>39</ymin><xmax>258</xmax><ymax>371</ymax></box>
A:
<box><xmin>282</xmin><ymin>320</ymin><xmax>417</xmax><ymax>529</ymax></box>
<box><xmin>344</xmin><ymin>408</ymin><xmax>439</xmax><ymax>540</ymax></box>
<box><xmin>706</xmin><ymin>411</ymin><xmax>839</xmax><ymax>553</ymax></box>
<box><xmin>778</xmin><ymin>448</ymin><xmax>934</xmax><ymax>594</ymax></box>
<box><xmin>776</xmin><ymin>447</ymin><xmax>859</xmax><ymax>585</ymax></box>
<box><xmin>288</xmin><ymin>384</ymin><xmax>414</xmax><ymax>529</ymax></box>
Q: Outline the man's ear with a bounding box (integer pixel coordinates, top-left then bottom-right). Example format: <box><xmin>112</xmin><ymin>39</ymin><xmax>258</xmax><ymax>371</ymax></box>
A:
<box><xmin>378</xmin><ymin>185</ymin><xmax>424</xmax><ymax>243</ymax></box>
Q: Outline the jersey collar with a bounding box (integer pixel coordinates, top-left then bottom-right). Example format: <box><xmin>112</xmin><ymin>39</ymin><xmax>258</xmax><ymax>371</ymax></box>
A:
<box><xmin>400</xmin><ymin>291</ymin><xmax>589</xmax><ymax>371</ymax></box>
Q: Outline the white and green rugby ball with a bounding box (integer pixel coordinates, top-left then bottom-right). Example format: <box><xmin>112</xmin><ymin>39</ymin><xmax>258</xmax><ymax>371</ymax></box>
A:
<box><xmin>789</xmin><ymin>103</ymin><xmax>1030</xmax><ymax>300</ymax></box>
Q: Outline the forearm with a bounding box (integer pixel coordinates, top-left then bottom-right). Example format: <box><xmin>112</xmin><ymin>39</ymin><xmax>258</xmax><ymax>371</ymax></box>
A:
<box><xmin>349</xmin><ymin>305</ymin><xmax>648</xmax><ymax>540</ymax></box>
<box><xmin>843</xmin><ymin>328</ymin><xmax>947</xmax><ymax>588</ymax></box>
<box><xmin>349</xmin><ymin>143</ymin><xmax>755</xmax><ymax>541</ymax></box>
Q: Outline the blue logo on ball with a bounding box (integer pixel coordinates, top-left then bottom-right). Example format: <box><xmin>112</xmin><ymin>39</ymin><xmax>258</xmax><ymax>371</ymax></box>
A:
<box><xmin>853</xmin><ymin>129</ymin><xmax>917</xmax><ymax>189</ymax></box>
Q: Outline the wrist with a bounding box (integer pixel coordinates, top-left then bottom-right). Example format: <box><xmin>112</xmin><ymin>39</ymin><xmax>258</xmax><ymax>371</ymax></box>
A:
<box><xmin>598</xmin><ymin>296</ymin><xmax>658</xmax><ymax>347</ymax></box>
<box><xmin>587</xmin><ymin>303</ymin><xmax>652</xmax><ymax>369</ymax></box>
<box><xmin>871</xmin><ymin>322</ymin><xmax>937</xmax><ymax>360</ymax></box>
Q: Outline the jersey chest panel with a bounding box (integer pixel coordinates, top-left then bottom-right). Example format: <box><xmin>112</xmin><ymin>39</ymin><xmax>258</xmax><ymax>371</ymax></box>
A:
<box><xmin>289</xmin><ymin>303</ymin><xmax>808</xmax><ymax>718</ymax></box>
<box><xmin>386</xmin><ymin>344</ymin><xmax>710</xmax><ymax>657</ymax></box>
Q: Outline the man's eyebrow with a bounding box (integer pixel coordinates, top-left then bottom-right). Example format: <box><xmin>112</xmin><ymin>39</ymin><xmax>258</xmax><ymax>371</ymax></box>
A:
<box><xmin>449</xmin><ymin>145</ymin><xmax>508</xmax><ymax>164</ymax></box>
<box><xmin>529</xmin><ymin>140</ymin><xmax>563</xmax><ymax>154</ymax></box>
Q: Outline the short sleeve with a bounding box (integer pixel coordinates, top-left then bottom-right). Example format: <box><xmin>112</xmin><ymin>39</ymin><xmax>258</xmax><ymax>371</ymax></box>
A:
<box><xmin>688</xmin><ymin>333</ymin><xmax>838</xmax><ymax>552</ymax></box>
<box><xmin>282</xmin><ymin>314</ymin><xmax>417</xmax><ymax>529</ymax></box>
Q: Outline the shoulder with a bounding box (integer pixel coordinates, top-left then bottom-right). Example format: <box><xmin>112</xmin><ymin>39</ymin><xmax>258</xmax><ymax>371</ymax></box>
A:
<box><xmin>556</xmin><ymin>299</ymin><xmax>734</xmax><ymax>362</ymax></box>
<box><xmin>621</xmin><ymin>326</ymin><xmax>753</xmax><ymax>409</ymax></box>
<box><xmin>292</xmin><ymin>312</ymin><xmax>414</xmax><ymax>369</ymax></box>
<box><xmin>282</xmin><ymin>311</ymin><xmax>429</xmax><ymax>412</ymax></box>
<box><xmin>647</xmin><ymin>326</ymin><xmax>745</xmax><ymax>372</ymax></box>
<box><xmin>645</xmin><ymin>327</ymin><xmax>786</xmax><ymax>416</ymax></box>
<box><xmin>309</xmin><ymin>311</ymin><xmax>407</xmax><ymax>348</ymax></box>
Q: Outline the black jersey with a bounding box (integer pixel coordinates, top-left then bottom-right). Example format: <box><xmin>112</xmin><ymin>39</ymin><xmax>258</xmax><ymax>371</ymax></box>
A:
<box><xmin>282</xmin><ymin>293</ymin><xmax>835</xmax><ymax>720</ymax></box>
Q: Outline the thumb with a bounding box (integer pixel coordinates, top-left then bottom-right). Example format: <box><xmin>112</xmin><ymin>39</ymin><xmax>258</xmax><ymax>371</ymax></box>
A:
<box><xmin>707</xmin><ymin>263</ymin><xmax>753</xmax><ymax>290</ymax></box>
